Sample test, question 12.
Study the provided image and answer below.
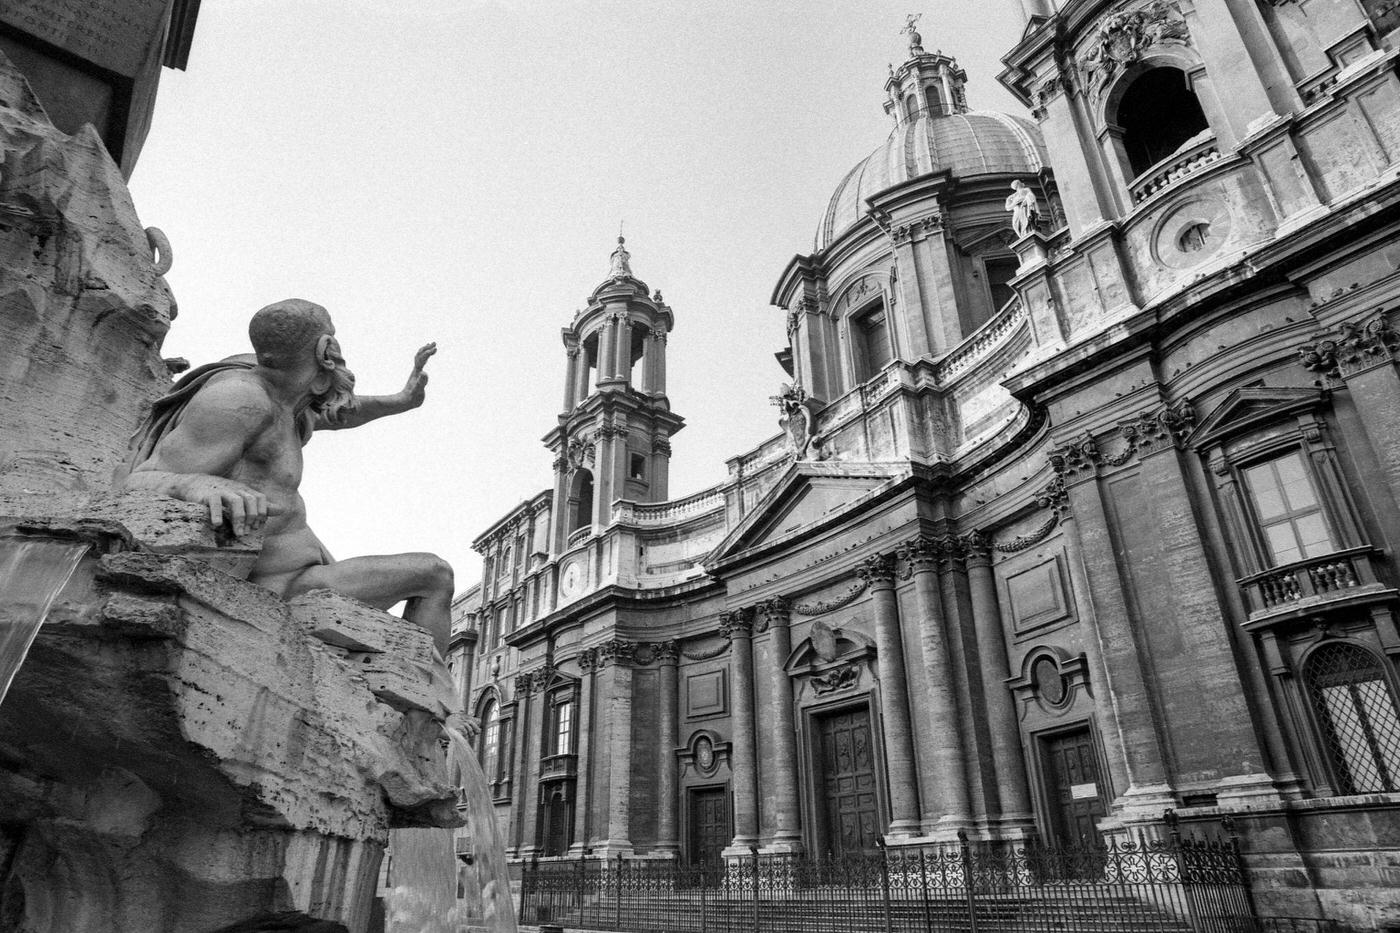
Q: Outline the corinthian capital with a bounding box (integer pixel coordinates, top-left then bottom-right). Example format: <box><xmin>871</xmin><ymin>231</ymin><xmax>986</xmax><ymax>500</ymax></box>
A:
<box><xmin>718</xmin><ymin>607</ymin><xmax>755</xmax><ymax>640</ymax></box>
<box><xmin>855</xmin><ymin>553</ymin><xmax>896</xmax><ymax>588</ymax></box>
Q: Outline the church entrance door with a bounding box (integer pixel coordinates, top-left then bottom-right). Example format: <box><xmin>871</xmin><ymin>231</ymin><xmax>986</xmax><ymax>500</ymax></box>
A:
<box><xmin>686</xmin><ymin>787</ymin><xmax>730</xmax><ymax>872</ymax></box>
<box><xmin>1040</xmin><ymin>726</ymin><xmax>1106</xmax><ymax>846</ymax></box>
<box><xmin>814</xmin><ymin>704</ymin><xmax>881</xmax><ymax>857</ymax></box>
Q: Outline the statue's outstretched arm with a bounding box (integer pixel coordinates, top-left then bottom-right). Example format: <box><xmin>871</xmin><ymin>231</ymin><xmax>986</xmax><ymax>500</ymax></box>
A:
<box><xmin>316</xmin><ymin>342</ymin><xmax>436</xmax><ymax>432</ymax></box>
<box><xmin>122</xmin><ymin>377</ymin><xmax>279</xmax><ymax>536</ymax></box>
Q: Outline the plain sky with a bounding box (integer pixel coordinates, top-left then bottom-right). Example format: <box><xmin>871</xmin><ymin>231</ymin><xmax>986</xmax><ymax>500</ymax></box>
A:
<box><xmin>128</xmin><ymin>0</ymin><xmax>1030</xmax><ymax>587</ymax></box>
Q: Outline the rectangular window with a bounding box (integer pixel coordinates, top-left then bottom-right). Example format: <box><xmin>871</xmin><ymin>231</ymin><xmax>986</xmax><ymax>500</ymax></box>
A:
<box><xmin>853</xmin><ymin>302</ymin><xmax>892</xmax><ymax>382</ymax></box>
<box><xmin>1243</xmin><ymin>451</ymin><xmax>1336</xmax><ymax>565</ymax></box>
<box><xmin>629</xmin><ymin>453</ymin><xmax>647</xmax><ymax>481</ymax></box>
<box><xmin>554</xmin><ymin>700</ymin><xmax>574</xmax><ymax>756</ymax></box>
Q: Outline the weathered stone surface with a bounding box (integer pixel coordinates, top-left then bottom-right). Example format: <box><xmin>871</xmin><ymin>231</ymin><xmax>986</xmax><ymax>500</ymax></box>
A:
<box><xmin>0</xmin><ymin>51</ymin><xmax>174</xmax><ymax>502</ymax></box>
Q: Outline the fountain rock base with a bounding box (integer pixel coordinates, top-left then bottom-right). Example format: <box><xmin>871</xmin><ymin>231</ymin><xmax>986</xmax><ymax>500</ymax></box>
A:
<box><xmin>0</xmin><ymin>503</ymin><xmax>463</xmax><ymax>933</ymax></box>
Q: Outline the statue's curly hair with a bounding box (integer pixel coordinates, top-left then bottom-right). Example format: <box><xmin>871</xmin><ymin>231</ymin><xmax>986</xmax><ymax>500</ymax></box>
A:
<box><xmin>248</xmin><ymin>299</ymin><xmax>333</xmax><ymax>366</ymax></box>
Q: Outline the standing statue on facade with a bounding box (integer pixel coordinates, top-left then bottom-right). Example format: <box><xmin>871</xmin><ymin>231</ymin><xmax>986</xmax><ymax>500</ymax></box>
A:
<box><xmin>772</xmin><ymin>382</ymin><xmax>823</xmax><ymax>460</ymax></box>
<box><xmin>1005</xmin><ymin>179</ymin><xmax>1040</xmax><ymax>239</ymax></box>
<box><xmin>119</xmin><ymin>298</ymin><xmax>455</xmax><ymax>653</ymax></box>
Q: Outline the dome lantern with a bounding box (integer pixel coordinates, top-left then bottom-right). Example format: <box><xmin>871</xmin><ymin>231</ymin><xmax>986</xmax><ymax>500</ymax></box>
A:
<box><xmin>884</xmin><ymin>16</ymin><xmax>969</xmax><ymax>124</ymax></box>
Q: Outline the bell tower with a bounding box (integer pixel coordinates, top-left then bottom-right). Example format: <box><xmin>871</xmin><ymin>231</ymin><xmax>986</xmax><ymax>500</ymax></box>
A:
<box><xmin>543</xmin><ymin>237</ymin><xmax>684</xmax><ymax>555</ymax></box>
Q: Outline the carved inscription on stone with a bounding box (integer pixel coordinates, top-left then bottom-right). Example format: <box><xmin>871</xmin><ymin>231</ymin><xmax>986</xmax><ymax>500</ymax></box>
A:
<box><xmin>1</xmin><ymin>0</ymin><xmax>169</xmax><ymax>76</ymax></box>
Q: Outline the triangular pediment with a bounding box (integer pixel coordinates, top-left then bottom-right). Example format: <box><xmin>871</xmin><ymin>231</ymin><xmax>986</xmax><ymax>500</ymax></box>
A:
<box><xmin>705</xmin><ymin>461</ymin><xmax>905</xmax><ymax>565</ymax></box>
<box><xmin>1190</xmin><ymin>386</ymin><xmax>1323</xmax><ymax>448</ymax></box>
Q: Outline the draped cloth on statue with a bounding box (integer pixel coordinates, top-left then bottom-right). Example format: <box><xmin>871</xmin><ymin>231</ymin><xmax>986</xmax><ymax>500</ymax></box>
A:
<box><xmin>117</xmin><ymin>358</ymin><xmax>316</xmax><ymax>483</ymax></box>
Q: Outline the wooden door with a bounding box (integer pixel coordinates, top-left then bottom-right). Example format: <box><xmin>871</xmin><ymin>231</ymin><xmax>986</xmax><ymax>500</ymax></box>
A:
<box><xmin>1041</xmin><ymin>727</ymin><xmax>1106</xmax><ymax>845</ymax></box>
<box><xmin>686</xmin><ymin>787</ymin><xmax>730</xmax><ymax>869</ymax></box>
<box><xmin>815</xmin><ymin>706</ymin><xmax>880</xmax><ymax>856</ymax></box>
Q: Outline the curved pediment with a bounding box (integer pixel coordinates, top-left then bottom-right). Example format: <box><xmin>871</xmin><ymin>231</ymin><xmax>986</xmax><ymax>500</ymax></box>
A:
<box><xmin>784</xmin><ymin>620</ymin><xmax>876</xmax><ymax>674</ymax></box>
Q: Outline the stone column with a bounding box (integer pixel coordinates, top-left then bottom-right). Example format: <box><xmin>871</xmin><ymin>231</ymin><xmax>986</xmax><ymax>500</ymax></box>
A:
<box><xmin>757</xmin><ymin>598</ymin><xmax>801</xmax><ymax>851</ymax></box>
<box><xmin>569</xmin><ymin>649</ymin><xmax>598</xmax><ymax>855</ymax></box>
<box><xmin>573</xmin><ymin>343</ymin><xmax>592</xmax><ymax>403</ymax></box>
<box><xmin>596</xmin><ymin>319</ymin><xmax>615</xmax><ymax>387</ymax></box>
<box><xmin>640</xmin><ymin>331</ymin><xmax>656</xmax><ymax>394</ymax></box>
<box><xmin>961</xmin><ymin>532</ymin><xmax>1033</xmax><ymax>828</ymax></box>
<box><xmin>720</xmin><ymin>609</ymin><xmax>760</xmax><ymax>851</ymax></box>
<box><xmin>614</xmin><ymin>312</ymin><xmax>632</xmax><ymax>382</ymax></box>
<box><xmin>563</xmin><ymin>345</ymin><xmax>580</xmax><ymax>411</ymax></box>
<box><xmin>649</xmin><ymin>438</ymin><xmax>670</xmax><ymax>501</ymax></box>
<box><xmin>655</xmin><ymin>641</ymin><xmax>681</xmax><ymax>854</ymax></box>
<box><xmin>857</xmin><ymin>554</ymin><xmax>921</xmax><ymax>837</ymax></box>
<box><xmin>651</xmin><ymin>328</ymin><xmax>667</xmax><ymax>396</ymax></box>
<box><xmin>596</xmin><ymin>640</ymin><xmax>635</xmax><ymax>855</ymax></box>
<box><xmin>898</xmin><ymin>537</ymin><xmax>972</xmax><ymax>834</ymax></box>
<box><xmin>1049</xmin><ymin>440</ymin><xmax>1173</xmax><ymax>813</ymax></box>
<box><xmin>591</xmin><ymin>428</ymin><xmax>614</xmax><ymax>530</ymax></box>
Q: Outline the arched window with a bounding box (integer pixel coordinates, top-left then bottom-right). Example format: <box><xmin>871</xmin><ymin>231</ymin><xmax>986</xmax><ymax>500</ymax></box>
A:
<box><xmin>568</xmin><ymin>469</ymin><xmax>594</xmax><ymax>534</ymax></box>
<box><xmin>1115</xmin><ymin>66</ymin><xmax>1209</xmax><ymax>178</ymax></box>
<box><xmin>479</xmin><ymin>699</ymin><xmax>501</xmax><ymax>782</ymax></box>
<box><xmin>923</xmin><ymin>83</ymin><xmax>943</xmax><ymax>117</ymax></box>
<box><xmin>1305</xmin><ymin>642</ymin><xmax>1400</xmax><ymax>794</ymax></box>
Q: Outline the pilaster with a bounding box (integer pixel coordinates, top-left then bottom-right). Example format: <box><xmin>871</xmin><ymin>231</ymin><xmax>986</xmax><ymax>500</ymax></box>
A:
<box><xmin>569</xmin><ymin>648</ymin><xmax>598</xmax><ymax>855</ymax></box>
<box><xmin>593</xmin><ymin>639</ymin><xmax>636</xmax><ymax>857</ymax></box>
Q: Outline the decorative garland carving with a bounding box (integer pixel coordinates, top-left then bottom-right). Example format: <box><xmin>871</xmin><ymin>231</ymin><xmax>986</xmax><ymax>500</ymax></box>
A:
<box><xmin>993</xmin><ymin>512</ymin><xmax>1060</xmax><ymax>553</ymax></box>
<box><xmin>791</xmin><ymin>580</ymin><xmax>869</xmax><ymax>616</ymax></box>
<box><xmin>680</xmin><ymin>638</ymin><xmax>729</xmax><ymax>661</ymax></box>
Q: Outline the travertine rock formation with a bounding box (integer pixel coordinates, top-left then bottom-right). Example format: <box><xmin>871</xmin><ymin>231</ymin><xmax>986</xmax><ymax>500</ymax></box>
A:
<box><xmin>0</xmin><ymin>53</ymin><xmax>461</xmax><ymax>933</ymax></box>
<box><xmin>0</xmin><ymin>50</ymin><xmax>173</xmax><ymax>502</ymax></box>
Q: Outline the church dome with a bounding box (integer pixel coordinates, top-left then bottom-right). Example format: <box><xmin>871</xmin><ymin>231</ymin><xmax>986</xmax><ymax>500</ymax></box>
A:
<box><xmin>815</xmin><ymin>109</ymin><xmax>1047</xmax><ymax>252</ymax></box>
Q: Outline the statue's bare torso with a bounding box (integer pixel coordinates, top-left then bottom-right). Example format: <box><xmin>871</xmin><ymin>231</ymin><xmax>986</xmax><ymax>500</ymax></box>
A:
<box><xmin>122</xmin><ymin>328</ymin><xmax>454</xmax><ymax>653</ymax></box>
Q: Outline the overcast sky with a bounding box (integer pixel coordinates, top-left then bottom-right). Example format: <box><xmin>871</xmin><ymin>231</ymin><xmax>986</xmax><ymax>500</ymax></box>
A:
<box><xmin>128</xmin><ymin>0</ymin><xmax>1029</xmax><ymax>586</ymax></box>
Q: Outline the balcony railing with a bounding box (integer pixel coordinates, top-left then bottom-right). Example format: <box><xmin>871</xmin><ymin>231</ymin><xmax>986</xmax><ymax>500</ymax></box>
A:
<box><xmin>1130</xmin><ymin>135</ymin><xmax>1222</xmax><ymax>204</ymax></box>
<box><xmin>566</xmin><ymin>526</ymin><xmax>593</xmax><ymax>549</ymax></box>
<box><xmin>1237</xmin><ymin>546</ymin><xmax>1384</xmax><ymax>616</ymax></box>
<box><xmin>540</xmin><ymin>753</ymin><xmax>577</xmax><ymax>781</ymax></box>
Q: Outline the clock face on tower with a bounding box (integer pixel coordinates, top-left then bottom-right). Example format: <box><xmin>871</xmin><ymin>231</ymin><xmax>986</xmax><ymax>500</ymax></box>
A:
<box><xmin>561</xmin><ymin>562</ymin><xmax>583</xmax><ymax>598</ymax></box>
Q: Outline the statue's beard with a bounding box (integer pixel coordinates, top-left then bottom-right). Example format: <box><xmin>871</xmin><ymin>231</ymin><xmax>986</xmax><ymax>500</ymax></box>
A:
<box><xmin>312</xmin><ymin>359</ymin><xmax>358</xmax><ymax>424</ymax></box>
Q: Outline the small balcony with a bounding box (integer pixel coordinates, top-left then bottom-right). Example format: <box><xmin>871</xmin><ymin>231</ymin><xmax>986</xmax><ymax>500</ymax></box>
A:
<box><xmin>566</xmin><ymin>525</ymin><xmax>593</xmax><ymax>549</ymax></box>
<box><xmin>1129</xmin><ymin>134</ymin><xmax>1222</xmax><ymax>204</ymax></box>
<box><xmin>1238</xmin><ymin>546</ymin><xmax>1391</xmax><ymax>624</ymax></box>
<box><xmin>540</xmin><ymin>753</ymin><xmax>577</xmax><ymax>781</ymax></box>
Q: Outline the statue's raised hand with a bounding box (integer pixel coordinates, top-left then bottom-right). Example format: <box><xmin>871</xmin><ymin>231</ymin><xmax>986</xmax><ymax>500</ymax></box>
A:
<box><xmin>401</xmin><ymin>342</ymin><xmax>437</xmax><ymax>409</ymax></box>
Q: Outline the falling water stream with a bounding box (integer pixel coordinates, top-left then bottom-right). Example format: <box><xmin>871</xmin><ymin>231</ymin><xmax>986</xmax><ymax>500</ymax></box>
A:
<box><xmin>382</xmin><ymin>714</ymin><xmax>518</xmax><ymax>932</ymax></box>
<box><xmin>0</xmin><ymin>537</ymin><xmax>88</xmax><ymax>709</ymax></box>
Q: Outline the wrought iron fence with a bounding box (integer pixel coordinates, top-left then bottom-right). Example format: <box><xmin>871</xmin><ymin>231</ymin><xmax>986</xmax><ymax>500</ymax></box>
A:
<box><xmin>520</xmin><ymin>826</ymin><xmax>1266</xmax><ymax>933</ymax></box>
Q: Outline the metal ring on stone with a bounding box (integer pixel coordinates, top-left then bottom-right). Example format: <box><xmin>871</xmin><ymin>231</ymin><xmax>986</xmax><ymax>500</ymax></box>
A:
<box><xmin>146</xmin><ymin>226</ymin><xmax>173</xmax><ymax>275</ymax></box>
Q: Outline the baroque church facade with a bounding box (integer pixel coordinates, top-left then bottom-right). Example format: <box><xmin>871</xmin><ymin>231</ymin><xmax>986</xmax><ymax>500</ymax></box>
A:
<box><xmin>450</xmin><ymin>1</ymin><xmax>1400</xmax><ymax>924</ymax></box>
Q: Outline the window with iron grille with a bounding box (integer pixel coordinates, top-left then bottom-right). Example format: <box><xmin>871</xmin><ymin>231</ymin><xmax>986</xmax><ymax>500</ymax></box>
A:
<box><xmin>1304</xmin><ymin>642</ymin><xmax>1400</xmax><ymax>794</ymax></box>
